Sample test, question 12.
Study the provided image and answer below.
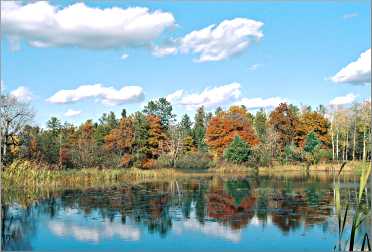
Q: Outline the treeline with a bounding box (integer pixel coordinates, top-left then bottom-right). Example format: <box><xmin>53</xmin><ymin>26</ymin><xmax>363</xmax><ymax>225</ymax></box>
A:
<box><xmin>1</xmin><ymin>95</ymin><xmax>371</xmax><ymax>169</ymax></box>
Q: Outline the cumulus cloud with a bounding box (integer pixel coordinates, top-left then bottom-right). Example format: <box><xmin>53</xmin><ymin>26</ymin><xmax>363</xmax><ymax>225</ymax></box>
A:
<box><xmin>330</xmin><ymin>48</ymin><xmax>371</xmax><ymax>85</ymax></box>
<box><xmin>151</xmin><ymin>45</ymin><xmax>178</xmax><ymax>58</ymax></box>
<box><xmin>120</xmin><ymin>53</ymin><xmax>129</xmax><ymax>60</ymax></box>
<box><xmin>234</xmin><ymin>96</ymin><xmax>287</xmax><ymax>109</ymax></box>
<box><xmin>166</xmin><ymin>89</ymin><xmax>184</xmax><ymax>103</ymax></box>
<box><xmin>47</xmin><ymin>84</ymin><xmax>144</xmax><ymax>106</ymax></box>
<box><xmin>64</xmin><ymin>109</ymin><xmax>81</xmax><ymax>117</ymax></box>
<box><xmin>10</xmin><ymin>86</ymin><xmax>32</xmax><ymax>102</ymax></box>
<box><xmin>168</xmin><ymin>82</ymin><xmax>241</xmax><ymax>109</ymax></box>
<box><xmin>179</xmin><ymin>18</ymin><xmax>263</xmax><ymax>62</ymax></box>
<box><xmin>329</xmin><ymin>93</ymin><xmax>357</xmax><ymax>106</ymax></box>
<box><xmin>1</xmin><ymin>1</ymin><xmax>175</xmax><ymax>49</ymax></box>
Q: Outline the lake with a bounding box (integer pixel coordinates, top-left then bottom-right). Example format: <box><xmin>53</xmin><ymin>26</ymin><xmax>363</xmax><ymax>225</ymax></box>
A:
<box><xmin>2</xmin><ymin>173</ymin><xmax>371</xmax><ymax>251</ymax></box>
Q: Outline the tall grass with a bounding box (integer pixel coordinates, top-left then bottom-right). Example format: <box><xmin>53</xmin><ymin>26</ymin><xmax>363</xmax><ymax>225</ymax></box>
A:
<box><xmin>334</xmin><ymin>162</ymin><xmax>371</xmax><ymax>251</ymax></box>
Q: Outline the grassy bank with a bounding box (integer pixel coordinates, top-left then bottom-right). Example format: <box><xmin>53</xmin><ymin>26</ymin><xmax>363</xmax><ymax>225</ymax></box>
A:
<box><xmin>2</xmin><ymin>160</ymin><xmax>366</xmax><ymax>189</ymax></box>
<box><xmin>1</xmin><ymin>160</ymin><xmax>368</xmax><ymax>207</ymax></box>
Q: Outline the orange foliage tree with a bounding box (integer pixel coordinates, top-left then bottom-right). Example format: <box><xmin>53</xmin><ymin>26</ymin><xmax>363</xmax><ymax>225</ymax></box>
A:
<box><xmin>268</xmin><ymin>103</ymin><xmax>299</xmax><ymax>151</ymax></box>
<box><xmin>206</xmin><ymin>106</ymin><xmax>259</xmax><ymax>157</ymax></box>
<box><xmin>105</xmin><ymin>117</ymin><xmax>135</xmax><ymax>155</ymax></box>
<box><xmin>295</xmin><ymin>111</ymin><xmax>331</xmax><ymax>148</ymax></box>
<box><xmin>146</xmin><ymin>115</ymin><xmax>167</xmax><ymax>159</ymax></box>
<box><xmin>105</xmin><ymin>117</ymin><xmax>135</xmax><ymax>167</ymax></box>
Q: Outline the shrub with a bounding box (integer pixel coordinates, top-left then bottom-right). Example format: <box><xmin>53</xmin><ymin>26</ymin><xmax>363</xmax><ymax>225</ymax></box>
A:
<box><xmin>156</xmin><ymin>154</ymin><xmax>173</xmax><ymax>168</ymax></box>
<box><xmin>303</xmin><ymin>132</ymin><xmax>321</xmax><ymax>165</ymax></box>
<box><xmin>280</xmin><ymin>143</ymin><xmax>303</xmax><ymax>164</ymax></box>
<box><xmin>141</xmin><ymin>159</ymin><xmax>157</xmax><ymax>169</ymax></box>
<box><xmin>174</xmin><ymin>152</ymin><xmax>214</xmax><ymax>169</ymax></box>
<box><xmin>120</xmin><ymin>154</ymin><xmax>133</xmax><ymax>168</ymax></box>
<box><xmin>223</xmin><ymin>136</ymin><xmax>252</xmax><ymax>164</ymax></box>
<box><xmin>252</xmin><ymin>143</ymin><xmax>272</xmax><ymax>167</ymax></box>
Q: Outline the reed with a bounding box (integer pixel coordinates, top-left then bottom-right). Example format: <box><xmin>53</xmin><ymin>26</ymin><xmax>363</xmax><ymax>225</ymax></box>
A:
<box><xmin>334</xmin><ymin>162</ymin><xmax>371</xmax><ymax>251</ymax></box>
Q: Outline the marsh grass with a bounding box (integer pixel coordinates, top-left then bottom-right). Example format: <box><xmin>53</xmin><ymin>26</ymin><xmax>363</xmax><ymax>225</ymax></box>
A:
<box><xmin>1</xmin><ymin>160</ymin><xmax>181</xmax><ymax>187</ymax></box>
<box><xmin>334</xmin><ymin>162</ymin><xmax>371</xmax><ymax>251</ymax></box>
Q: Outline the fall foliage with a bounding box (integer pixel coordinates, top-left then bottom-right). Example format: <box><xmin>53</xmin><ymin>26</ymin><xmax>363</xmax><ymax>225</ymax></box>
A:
<box><xmin>206</xmin><ymin>106</ymin><xmax>259</xmax><ymax>157</ymax></box>
<box><xmin>2</xmin><ymin>94</ymin><xmax>371</xmax><ymax>169</ymax></box>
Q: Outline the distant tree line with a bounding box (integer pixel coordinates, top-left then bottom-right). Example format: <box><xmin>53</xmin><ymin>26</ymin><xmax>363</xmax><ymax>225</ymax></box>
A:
<box><xmin>1</xmin><ymin>94</ymin><xmax>371</xmax><ymax>169</ymax></box>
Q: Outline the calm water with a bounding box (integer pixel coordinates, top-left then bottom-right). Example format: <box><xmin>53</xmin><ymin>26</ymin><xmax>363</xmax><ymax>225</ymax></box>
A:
<box><xmin>2</xmin><ymin>174</ymin><xmax>371</xmax><ymax>251</ymax></box>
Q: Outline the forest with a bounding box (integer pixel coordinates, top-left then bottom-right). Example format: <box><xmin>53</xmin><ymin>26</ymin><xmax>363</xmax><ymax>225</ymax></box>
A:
<box><xmin>0</xmin><ymin>94</ymin><xmax>371</xmax><ymax>170</ymax></box>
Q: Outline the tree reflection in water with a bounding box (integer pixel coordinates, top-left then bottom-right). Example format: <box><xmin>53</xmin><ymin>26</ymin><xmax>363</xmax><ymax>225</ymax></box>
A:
<box><xmin>1</xmin><ymin>174</ymin><xmax>365</xmax><ymax>250</ymax></box>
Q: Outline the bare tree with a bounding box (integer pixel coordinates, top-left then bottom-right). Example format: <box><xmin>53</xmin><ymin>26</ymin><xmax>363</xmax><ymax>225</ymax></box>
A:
<box><xmin>0</xmin><ymin>94</ymin><xmax>34</xmax><ymax>165</ymax></box>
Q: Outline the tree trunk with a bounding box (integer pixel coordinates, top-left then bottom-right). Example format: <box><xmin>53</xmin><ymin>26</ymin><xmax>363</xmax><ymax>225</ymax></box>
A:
<box><xmin>336</xmin><ymin>129</ymin><xmax>339</xmax><ymax>161</ymax></box>
<box><xmin>363</xmin><ymin>129</ymin><xmax>366</xmax><ymax>162</ymax></box>
<box><xmin>331</xmin><ymin>123</ymin><xmax>335</xmax><ymax>161</ymax></box>
<box><xmin>345</xmin><ymin>131</ymin><xmax>348</xmax><ymax>161</ymax></box>
<box><xmin>352</xmin><ymin>120</ymin><xmax>356</xmax><ymax>160</ymax></box>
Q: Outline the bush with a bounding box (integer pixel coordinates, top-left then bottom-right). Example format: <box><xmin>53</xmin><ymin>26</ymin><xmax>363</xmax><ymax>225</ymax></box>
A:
<box><xmin>174</xmin><ymin>152</ymin><xmax>214</xmax><ymax>169</ymax></box>
<box><xmin>156</xmin><ymin>154</ymin><xmax>174</xmax><ymax>168</ymax></box>
<box><xmin>120</xmin><ymin>154</ymin><xmax>133</xmax><ymax>168</ymax></box>
<box><xmin>141</xmin><ymin>159</ymin><xmax>157</xmax><ymax>169</ymax></box>
<box><xmin>223</xmin><ymin>136</ymin><xmax>252</xmax><ymax>164</ymax></box>
<box><xmin>280</xmin><ymin>144</ymin><xmax>303</xmax><ymax>164</ymax></box>
<box><xmin>252</xmin><ymin>143</ymin><xmax>272</xmax><ymax>167</ymax></box>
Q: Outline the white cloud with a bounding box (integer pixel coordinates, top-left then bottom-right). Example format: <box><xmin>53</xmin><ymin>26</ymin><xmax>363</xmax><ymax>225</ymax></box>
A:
<box><xmin>1</xmin><ymin>2</ymin><xmax>175</xmax><ymax>49</ymax></box>
<box><xmin>166</xmin><ymin>89</ymin><xmax>184</xmax><ymax>103</ymax></box>
<box><xmin>10</xmin><ymin>86</ymin><xmax>32</xmax><ymax>102</ymax></box>
<box><xmin>179</xmin><ymin>18</ymin><xmax>263</xmax><ymax>62</ymax></box>
<box><xmin>64</xmin><ymin>109</ymin><xmax>81</xmax><ymax>117</ymax></box>
<box><xmin>248</xmin><ymin>63</ymin><xmax>263</xmax><ymax>71</ymax></box>
<box><xmin>47</xmin><ymin>84</ymin><xmax>144</xmax><ymax>105</ymax></box>
<box><xmin>168</xmin><ymin>82</ymin><xmax>241</xmax><ymax>109</ymax></box>
<box><xmin>151</xmin><ymin>45</ymin><xmax>178</xmax><ymax>58</ymax></box>
<box><xmin>343</xmin><ymin>13</ymin><xmax>358</xmax><ymax>19</ymax></box>
<box><xmin>120</xmin><ymin>53</ymin><xmax>129</xmax><ymax>60</ymax></box>
<box><xmin>234</xmin><ymin>96</ymin><xmax>287</xmax><ymax>109</ymax></box>
<box><xmin>329</xmin><ymin>93</ymin><xmax>357</xmax><ymax>106</ymax></box>
<box><xmin>330</xmin><ymin>48</ymin><xmax>371</xmax><ymax>85</ymax></box>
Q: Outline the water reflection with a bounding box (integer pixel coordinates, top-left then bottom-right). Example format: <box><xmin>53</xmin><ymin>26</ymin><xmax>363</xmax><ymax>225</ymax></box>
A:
<box><xmin>2</xmin><ymin>174</ymin><xmax>370</xmax><ymax>251</ymax></box>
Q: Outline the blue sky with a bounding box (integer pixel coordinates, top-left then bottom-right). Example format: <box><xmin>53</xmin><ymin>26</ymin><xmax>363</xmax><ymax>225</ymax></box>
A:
<box><xmin>1</xmin><ymin>0</ymin><xmax>371</xmax><ymax>126</ymax></box>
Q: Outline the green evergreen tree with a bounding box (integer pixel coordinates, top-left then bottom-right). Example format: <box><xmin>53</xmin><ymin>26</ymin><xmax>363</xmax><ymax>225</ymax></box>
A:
<box><xmin>179</xmin><ymin>114</ymin><xmax>192</xmax><ymax>135</ymax></box>
<box><xmin>223</xmin><ymin>136</ymin><xmax>252</xmax><ymax>164</ymax></box>
<box><xmin>254</xmin><ymin>108</ymin><xmax>267</xmax><ymax>142</ymax></box>
<box><xmin>193</xmin><ymin>106</ymin><xmax>207</xmax><ymax>151</ymax></box>
<box><xmin>304</xmin><ymin>131</ymin><xmax>320</xmax><ymax>153</ymax></box>
<box><xmin>143</xmin><ymin>98</ymin><xmax>175</xmax><ymax>129</ymax></box>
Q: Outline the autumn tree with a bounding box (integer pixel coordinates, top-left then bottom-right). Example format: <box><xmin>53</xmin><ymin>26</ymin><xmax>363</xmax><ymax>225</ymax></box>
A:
<box><xmin>268</xmin><ymin>103</ymin><xmax>299</xmax><ymax>153</ymax></box>
<box><xmin>295</xmin><ymin>110</ymin><xmax>330</xmax><ymax>148</ymax></box>
<box><xmin>206</xmin><ymin>106</ymin><xmax>259</xmax><ymax>157</ymax></box>
<box><xmin>147</xmin><ymin>114</ymin><xmax>167</xmax><ymax>159</ymax></box>
<box><xmin>104</xmin><ymin>117</ymin><xmax>135</xmax><ymax>167</ymax></box>
<box><xmin>0</xmin><ymin>94</ymin><xmax>34</xmax><ymax>165</ymax></box>
<box><xmin>74</xmin><ymin>120</ymin><xmax>100</xmax><ymax>168</ymax></box>
<box><xmin>18</xmin><ymin>125</ymin><xmax>40</xmax><ymax>160</ymax></box>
